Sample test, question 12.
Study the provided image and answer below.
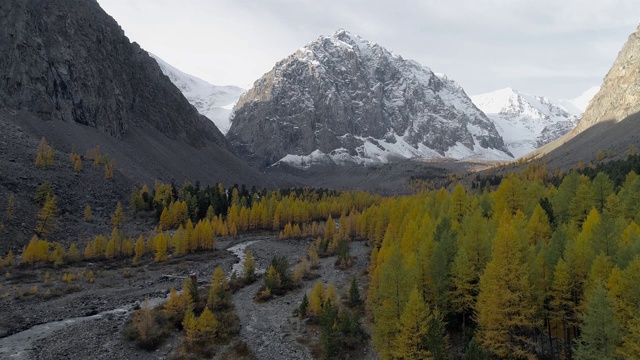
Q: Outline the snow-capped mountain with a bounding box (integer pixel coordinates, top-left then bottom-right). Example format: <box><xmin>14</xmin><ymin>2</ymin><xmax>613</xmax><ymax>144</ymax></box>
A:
<box><xmin>471</xmin><ymin>88</ymin><xmax>583</xmax><ymax>158</ymax></box>
<box><xmin>227</xmin><ymin>29</ymin><xmax>512</xmax><ymax>169</ymax></box>
<box><xmin>149</xmin><ymin>53</ymin><xmax>245</xmax><ymax>134</ymax></box>
<box><xmin>560</xmin><ymin>86</ymin><xmax>600</xmax><ymax>114</ymax></box>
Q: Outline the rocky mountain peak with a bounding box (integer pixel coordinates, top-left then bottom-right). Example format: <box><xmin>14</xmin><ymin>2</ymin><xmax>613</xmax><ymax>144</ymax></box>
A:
<box><xmin>227</xmin><ymin>30</ymin><xmax>511</xmax><ymax>169</ymax></box>
<box><xmin>571</xmin><ymin>25</ymin><xmax>640</xmax><ymax>135</ymax></box>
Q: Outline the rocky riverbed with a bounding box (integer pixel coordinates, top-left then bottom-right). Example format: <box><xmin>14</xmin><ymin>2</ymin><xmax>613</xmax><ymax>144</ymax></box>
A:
<box><xmin>0</xmin><ymin>234</ymin><xmax>377</xmax><ymax>359</ymax></box>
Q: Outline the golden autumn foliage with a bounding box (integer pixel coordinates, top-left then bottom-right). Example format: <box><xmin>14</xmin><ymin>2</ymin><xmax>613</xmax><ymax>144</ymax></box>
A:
<box><xmin>35</xmin><ymin>137</ymin><xmax>54</xmax><ymax>168</ymax></box>
<box><xmin>111</xmin><ymin>201</ymin><xmax>125</xmax><ymax>229</ymax></box>
<box><xmin>35</xmin><ymin>195</ymin><xmax>58</xmax><ymax>238</ymax></box>
<box><xmin>6</xmin><ymin>194</ymin><xmax>15</xmax><ymax>220</ymax></box>
<box><xmin>83</xmin><ymin>204</ymin><xmax>92</xmax><ymax>222</ymax></box>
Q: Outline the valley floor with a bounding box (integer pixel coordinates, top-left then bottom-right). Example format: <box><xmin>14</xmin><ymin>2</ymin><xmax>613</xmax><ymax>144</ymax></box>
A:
<box><xmin>0</xmin><ymin>234</ymin><xmax>375</xmax><ymax>360</ymax></box>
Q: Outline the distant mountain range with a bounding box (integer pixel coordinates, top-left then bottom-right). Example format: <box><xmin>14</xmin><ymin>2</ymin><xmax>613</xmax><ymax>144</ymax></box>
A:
<box><xmin>471</xmin><ymin>87</ymin><xmax>597</xmax><ymax>158</ymax></box>
<box><xmin>149</xmin><ymin>54</ymin><xmax>245</xmax><ymax>134</ymax></box>
<box><xmin>147</xmin><ymin>31</ymin><xmax>602</xmax><ymax>168</ymax></box>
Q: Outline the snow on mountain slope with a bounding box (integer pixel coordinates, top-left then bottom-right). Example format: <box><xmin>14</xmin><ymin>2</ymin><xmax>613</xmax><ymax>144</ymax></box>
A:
<box><xmin>228</xmin><ymin>29</ymin><xmax>512</xmax><ymax>169</ymax></box>
<box><xmin>149</xmin><ymin>53</ymin><xmax>245</xmax><ymax>134</ymax></box>
<box><xmin>471</xmin><ymin>88</ymin><xmax>581</xmax><ymax>158</ymax></box>
<box><xmin>559</xmin><ymin>86</ymin><xmax>601</xmax><ymax>114</ymax></box>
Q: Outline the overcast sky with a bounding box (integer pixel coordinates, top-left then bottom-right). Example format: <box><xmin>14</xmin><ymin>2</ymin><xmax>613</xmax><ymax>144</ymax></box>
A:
<box><xmin>97</xmin><ymin>0</ymin><xmax>639</xmax><ymax>100</ymax></box>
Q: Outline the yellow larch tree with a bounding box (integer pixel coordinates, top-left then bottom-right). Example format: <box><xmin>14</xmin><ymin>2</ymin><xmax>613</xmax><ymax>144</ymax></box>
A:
<box><xmin>207</xmin><ymin>266</ymin><xmax>231</xmax><ymax>310</ymax></box>
<box><xmin>154</xmin><ymin>232</ymin><xmax>168</xmax><ymax>262</ymax></box>
<box><xmin>196</xmin><ymin>307</ymin><xmax>218</xmax><ymax>342</ymax></box>
<box><xmin>182</xmin><ymin>308</ymin><xmax>198</xmax><ymax>345</ymax></box>
<box><xmin>394</xmin><ymin>288</ymin><xmax>432</xmax><ymax>360</ymax></box>
<box><xmin>35</xmin><ymin>195</ymin><xmax>58</xmax><ymax>238</ymax></box>
<box><xmin>83</xmin><ymin>204</ymin><xmax>92</xmax><ymax>222</ymax></box>
<box><xmin>111</xmin><ymin>201</ymin><xmax>125</xmax><ymax>229</ymax></box>
<box><xmin>475</xmin><ymin>211</ymin><xmax>537</xmax><ymax>360</ymax></box>
<box><xmin>67</xmin><ymin>242</ymin><xmax>80</xmax><ymax>262</ymax></box>
<box><xmin>308</xmin><ymin>282</ymin><xmax>325</xmax><ymax>316</ymax></box>
<box><xmin>133</xmin><ymin>235</ymin><xmax>145</xmax><ymax>264</ymax></box>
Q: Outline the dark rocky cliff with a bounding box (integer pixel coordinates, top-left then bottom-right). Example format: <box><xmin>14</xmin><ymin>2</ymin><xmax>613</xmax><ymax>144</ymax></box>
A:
<box><xmin>0</xmin><ymin>0</ymin><xmax>267</xmax><ymax>186</ymax></box>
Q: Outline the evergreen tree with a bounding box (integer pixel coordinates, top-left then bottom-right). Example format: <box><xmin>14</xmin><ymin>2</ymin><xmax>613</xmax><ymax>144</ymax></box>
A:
<box><xmin>526</xmin><ymin>204</ymin><xmax>552</xmax><ymax>245</ymax></box>
<box><xmin>187</xmin><ymin>275</ymin><xmax>200</xmax><ymax>305</ymax></box>
<box><xmin>573</xmin><ymin>282</ymin><xmax>622</xmax><ymax>360</ymax></box>
<box><xmin>348</xmin><ymin>278</ymin><xmax>362</xmax><ymax>308</ymax></box>
<box><xmin>299</xmin><ymin>293</ymin><xmax>309</xmax><ymax>318</ymax></box>
<box><xmin>324</xmin><ymin>215</ymin><xmax>335</xmax><ymax>242</ymax></box>
<box><xmin>91</xmin><ymin>235</ymin><xmax>106</xmax><ymax>258</ymax></box>
<box><xmin>4</xmin><ymin>250</ymin><xmax>14</xmax><ymax>266</ymax></box>
<box><xmin>426</xmin><ymin>307</ymin><xmax>450</xmax><ymax>360</ymax></box>
<box><xmin>319</xmin><ymin>298</ymin><xmax>339</xmax><ymax>358</ymax></box>
<box><xmin>308</xmin><ymin>244</ymin><xmax>320</xmax><ymax>268</ymax></box>
<box><xmin>549</xmin><ymin>258</ymin><xmax>576</xmax><ymax>350</ymax></box>
<box><xmin>462</xmin><ymin>337</ymin><xmax>487</xmax><ymax>360</ymax></box>
<box><xmin>73</xmin><ymin>155</ymin><xmax>82</xmax><ymax>173</ymax></box>
<box><xmin>591</xmin><ymin>172</ymin><xmax>614</xmax><ymax>213</ymax></box>
<box><xmin>618</xmin><ymin>315</ymin><xmax>640</xmax><ymax>359</ymax></box>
